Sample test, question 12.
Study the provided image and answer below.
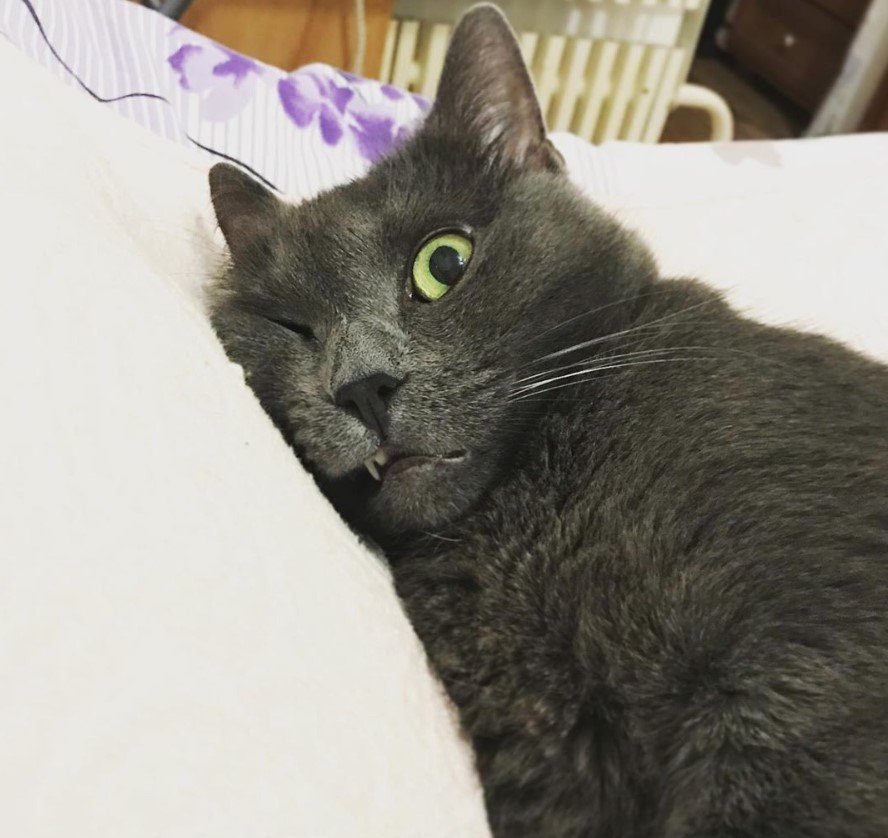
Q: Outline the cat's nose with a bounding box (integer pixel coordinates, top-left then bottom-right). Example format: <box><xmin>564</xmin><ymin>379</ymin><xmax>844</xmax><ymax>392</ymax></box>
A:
<box><xmin>334</xmin><ymin>372</ymin><xmax>402</xmax><ymax>439</ymax></box>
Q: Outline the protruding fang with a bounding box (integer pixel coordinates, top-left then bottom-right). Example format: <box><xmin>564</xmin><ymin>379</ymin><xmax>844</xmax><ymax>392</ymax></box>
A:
<box><xmin>364</xmin><ymin>456</ymin><xmax>382</xmax><ymax>482</ymax></box>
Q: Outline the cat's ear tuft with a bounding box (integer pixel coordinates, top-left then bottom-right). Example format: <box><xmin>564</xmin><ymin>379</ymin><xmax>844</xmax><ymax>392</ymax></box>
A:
<box><xmin>209</xmin><ymin>163</ymin><xmax>281</xmax><ymax>264</ymax></box>
<box><xmin>427</xmin><ymin>4</ymin><xmax>563</xmax><ymax>173</ymax></box>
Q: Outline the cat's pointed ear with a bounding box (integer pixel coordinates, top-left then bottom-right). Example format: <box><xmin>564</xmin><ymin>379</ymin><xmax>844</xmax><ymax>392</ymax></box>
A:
<box><xmin>427</xmin><ymin>4</ymin><xmax>563</xmax><ymax>173</ymax></box>
<box><xmin>209</xmin><ymin>163</ymin><xmax>281</xmax><ymax>263</ymax></box>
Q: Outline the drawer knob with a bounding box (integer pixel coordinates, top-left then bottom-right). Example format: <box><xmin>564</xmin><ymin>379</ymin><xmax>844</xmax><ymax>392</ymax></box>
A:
<box><xmin>783</xmin><ymin>32</ymin><xmax>797</xmax><ymax>49</ymax></box>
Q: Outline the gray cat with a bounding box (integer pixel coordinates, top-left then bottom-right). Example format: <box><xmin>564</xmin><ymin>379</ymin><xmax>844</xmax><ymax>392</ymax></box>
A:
<box><xmin>207</xmin><ymin>5</ymin><xmax>888</xmax><ymax>835</ymax></box>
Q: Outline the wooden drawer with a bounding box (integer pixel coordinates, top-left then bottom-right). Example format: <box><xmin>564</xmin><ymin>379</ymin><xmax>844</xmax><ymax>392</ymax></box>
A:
<box><xmin>862</xmin><ymin>63</ymin><xmax>888</xmax><ymax>131</ymax></box>
<box><xmin>808</xmin><ymin>0</ymin><xmax>869</xmax><ymax>27</ymax></box>
<box><xmin>726</xmin><ymin>0</ymin><xmax>855</xmax><ymax>110</ymax></box>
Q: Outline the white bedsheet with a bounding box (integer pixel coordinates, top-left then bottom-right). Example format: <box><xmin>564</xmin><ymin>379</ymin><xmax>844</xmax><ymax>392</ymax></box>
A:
<box><xmin>0</xmin><ymin>40</ymin><xmax>488</xmax><ymax>838</ymax></box>
<box><xmin>557</xmin><ymin>132</ymin><xmax>888</xmax><ymax>362</ymax></box>
<box><xmin>1</xmin><ymin>36</ymin><xmax>887</xmax><ymax>838</ymax></box>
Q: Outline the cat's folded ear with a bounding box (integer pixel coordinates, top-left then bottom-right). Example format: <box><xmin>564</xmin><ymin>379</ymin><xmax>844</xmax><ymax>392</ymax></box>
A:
<box><xmin>209</xmin><ymin>163</ymin><xmax>282</xmax><ymax>264</ymax></box>
<box><xmin>426</xmin><ymin>4</ymin><xmax>563</xmax><ymax>173</ymax></box>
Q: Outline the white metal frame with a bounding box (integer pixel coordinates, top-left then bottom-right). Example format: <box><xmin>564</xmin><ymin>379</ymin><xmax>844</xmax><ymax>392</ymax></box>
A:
<box><xmin>380</xmin><ymin>0</ymin><xmax>733</xmax><ymax>143</ymax></box>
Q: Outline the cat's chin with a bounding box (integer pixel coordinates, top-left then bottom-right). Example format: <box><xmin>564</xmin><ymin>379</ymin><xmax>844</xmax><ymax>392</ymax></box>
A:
<box><xmin>322</xmin><ymin>450</ymin><xmax>484</xmax><ymax>539</ymax></box>
<box><xmin>368</xmin><ymin>452</ymin><xmax>480</xmax><ymax>535</ymax></box>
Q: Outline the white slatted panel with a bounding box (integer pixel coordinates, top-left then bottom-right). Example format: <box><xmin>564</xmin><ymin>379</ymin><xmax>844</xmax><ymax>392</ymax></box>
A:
<box><xmin>573</xmin><ymin>40</ymin><xmax>619</xmax><ymax>138</ymax></box>
<box><xmin>596</xmin><ymin>42</ymin><xmax>645</xmax><ymax>142</ymax></box>
<box><xmin>531</xmin><ymin>34</ymin><xmax>567</xmax><ymax>117</ymax></box>
<box><xmin>549</xmin><ymin>38</ymin><xmax>593</xmax><ymax>132</ymax></box>
<box><xmin>379</xmin><ymin>20</ymin><xmax>398</xmax><ymax>82</ymax></box>
<box><xmin>518</xmin><ymin>31</ymin><xmax>540</xmax><ymax>68</ymax></box>
<box><xmin>623</xmin><ymin>45</ymin><xmax>669</xmax><ymax>141</ymax></box>
<box><xmin>382</xmin><ymin>0</ymin><xmax>728</xmax><ymax>144</ymax></box>
<box><xmin>642</xmin><ymin>47</ymin><xmax>686</xmax><ymax>141</ymax></box>
<box><xmin>419</xmin><ymin>24</ymin><xmax>450</xmax><ymax>99</ymax></box>
<box><xmin>390</xmin><ymin>20</ymin><xmax>421</xmax><ymax>90</ymax></box>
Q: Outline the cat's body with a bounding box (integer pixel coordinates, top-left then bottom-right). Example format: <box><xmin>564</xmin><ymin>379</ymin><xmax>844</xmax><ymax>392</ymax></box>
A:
<box><xmin>207</xmin><ymin>5</ymin><xmax>888</xmax><ymax>835</ymax></box>
<box><xmin>394</xmin><ymin>279</ymin><xmax>888</xmax><ymax>836</ymax></box>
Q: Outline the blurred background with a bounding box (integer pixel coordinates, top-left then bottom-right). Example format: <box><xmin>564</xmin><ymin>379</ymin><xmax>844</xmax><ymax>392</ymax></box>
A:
<box><xmin>139</xmin><ymin>0</ymin><xmax>888</xmax><ymax>142</ymax></box>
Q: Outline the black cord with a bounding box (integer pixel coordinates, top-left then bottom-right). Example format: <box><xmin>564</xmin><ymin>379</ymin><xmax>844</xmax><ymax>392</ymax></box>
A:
<box><xmin>150</xmin><ymin>1</ymin><xmax>196</xmax><ymax>20</ymax></box>
<box><xmin>157</xmin><ymin>0</ymin><xmax>191</xmax><ymax>20</ymax></box>
<box><xmin>18</xmin><ymin>0</ymin><xmax>279</xmax><ymax>191</ymax></box>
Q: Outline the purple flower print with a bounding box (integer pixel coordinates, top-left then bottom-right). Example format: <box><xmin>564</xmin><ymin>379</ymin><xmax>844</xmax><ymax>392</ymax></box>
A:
<box><xmin>213</xmin><ymin>50</ymin><xmax>260</xmax><ymax>86</ymax></box>
<box><xmin>349</xmin><ymin>101</ymin><xmax>424</xmax><ymax>162</ymax></box>
<box><xmin>351</xmin><ymin>111</ymin><xmax>397</xmax><ymax>162</ymax></box>
<box><xmin>167</xmin><ymin>24</ymin><xmax>429</xmax><ymax>164</ymax></box>
<box><xmin>278</xmin><ymin>72</ymin><xmax>356</xmax><ymax>145</ymax></box>
<box><xmin>380</xmin><ymin>83</ymin><xmax>404</xmax><ymax>101</ymax></box>
<box><xmin>168</xmin><ymin>44</ymin><xmax>202</xmax><ymax>90</ymax></box>
<box><xmin>167</xmin><ymin>42</ymin><xmax>261</xmax><ymax>121</ymax></box>
<box><xmin>279</xmin><ymin>68</ymin><xmax>427</xmax><ymax>162</ymax></box>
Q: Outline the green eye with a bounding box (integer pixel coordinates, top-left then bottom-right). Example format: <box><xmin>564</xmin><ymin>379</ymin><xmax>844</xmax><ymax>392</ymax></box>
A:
<box><xmin>411</xmin><ymin>233</ymin><xmax>473</xmax><ymax>301</ymax></box>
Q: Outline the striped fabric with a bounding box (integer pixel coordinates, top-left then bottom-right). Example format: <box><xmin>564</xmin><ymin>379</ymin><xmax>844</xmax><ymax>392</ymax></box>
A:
<box><xmin>0</xmin><ymin>0</ymin><xmax>430</xmax><ymax>197</ymax></box>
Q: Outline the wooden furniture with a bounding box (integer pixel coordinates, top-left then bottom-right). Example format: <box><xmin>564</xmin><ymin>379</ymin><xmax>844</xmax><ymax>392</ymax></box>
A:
<box><xmin>177</xmin><ymin>0</ymin><xmax>393</xmax><ymax>76</ymax></box>
<box><xmin>724</xmin><ymin>0</ymin><xmax>871</xmax><ymax>111</ymax></box>
<box><xmin>861</xmin><ymin>62</ymin><xmax>888</xmax><ymax>130</ymax></box>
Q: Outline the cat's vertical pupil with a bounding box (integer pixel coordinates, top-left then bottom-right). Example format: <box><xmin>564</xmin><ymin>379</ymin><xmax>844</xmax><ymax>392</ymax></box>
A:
<box><xmin>429</xmin><ymin>245</ymin><xmax>466</xmax><ymax>286</ymax></box>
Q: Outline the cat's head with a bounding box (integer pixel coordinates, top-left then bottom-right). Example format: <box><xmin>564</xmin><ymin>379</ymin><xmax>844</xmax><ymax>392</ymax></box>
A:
<box><xmin>209</xmin><ymin>3</ymin><xmax>655</xmax><ymax>539</ymax></box>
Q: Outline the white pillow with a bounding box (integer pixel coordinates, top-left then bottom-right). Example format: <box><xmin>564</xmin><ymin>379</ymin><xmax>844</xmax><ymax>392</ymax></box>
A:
<box><xmin>0</xmin><ymin>40</ymin><xmax>489</xmax><ymax>838</ymax></box>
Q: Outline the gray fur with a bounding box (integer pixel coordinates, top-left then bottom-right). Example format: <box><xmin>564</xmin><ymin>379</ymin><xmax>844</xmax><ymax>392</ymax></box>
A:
<box><xmin>208</xmin><ymin>5</ymin><xmax>888</xmax><ymax>835</ymax></box>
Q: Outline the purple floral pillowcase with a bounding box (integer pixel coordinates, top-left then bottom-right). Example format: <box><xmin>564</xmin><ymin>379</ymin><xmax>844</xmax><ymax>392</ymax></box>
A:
<box><xmin>166</xmin><ymin>32</ymin><xmax>429</xmax><ymax>166</ymax></box>
<box><xmin>2</xmin><ymin>0</ymin><xmax>430</xmax><ymax>197</ymax></box>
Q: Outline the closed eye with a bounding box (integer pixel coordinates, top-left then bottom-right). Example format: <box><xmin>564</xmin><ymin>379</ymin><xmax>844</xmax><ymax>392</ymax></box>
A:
<box><xmin>265</xmin><ymin>316</ymin><xmax>316</xmax><ymax>343</ymax></box>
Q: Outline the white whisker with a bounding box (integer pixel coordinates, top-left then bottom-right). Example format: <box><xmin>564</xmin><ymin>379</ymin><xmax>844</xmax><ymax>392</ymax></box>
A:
<box><xmin>526</xmin><ymin>288</ymin><xmax>665</xmax><ymax>346</ymax></box>
<box><xmin>422</xmin><ymin>530</ymin><xmax>462</xmax><ymax>543</ymax></box>
<box><xmin>508</xmin><ymin>356</ymin><xmax>720</xmax><ymax>401</ymax></box>
<box><xmin>533</xmin><ymin>299</ymin><xmax>716</xmax><ymax>365</ymax></box>
<box><xmin>514</xmin><ymin>345</ymin><xmax>711</xmax><ymax>386</ymax></box>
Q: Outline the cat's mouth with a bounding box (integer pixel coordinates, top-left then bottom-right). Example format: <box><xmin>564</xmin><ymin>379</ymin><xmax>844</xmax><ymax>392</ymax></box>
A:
<box><xmin>363</xmin><ymin>443</ymin><xmax>466</xmax><ymax>483</ymax></box>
